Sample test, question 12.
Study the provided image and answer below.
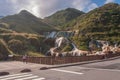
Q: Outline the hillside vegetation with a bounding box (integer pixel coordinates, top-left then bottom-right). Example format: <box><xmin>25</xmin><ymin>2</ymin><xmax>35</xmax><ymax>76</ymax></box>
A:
<box><xmin>65</xmin><ymin>3</ymin><xmax>120</xmax><ymax>50</ymax></box>
<box><xmin>0</xmin><ymin>3</ymin><xmax>120</xmax><ymax>58</ymax></box>
<box><xmin>44</xmin><ymin>8</ymin><xmax>84</xmax><ymax>27</ymax></box>
<box><xmin>0</xmin><ymin>10</ymin><xmax>56</xmax><ymax>34</ymax></box>
<box><xmin>0</xmin><ymin>28</ymin><xmax>48</xmax><ymax>59</ymax></box>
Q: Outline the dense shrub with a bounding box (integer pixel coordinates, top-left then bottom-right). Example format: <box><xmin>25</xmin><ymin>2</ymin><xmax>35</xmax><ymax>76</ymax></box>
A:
<box><xmin>0</xmin><ymin>39</ymin><xmax>13</xmax><ymax>58</ymax></box>
<box><xmin>71</xmin><ymin>36</ymin><xmax>90</xmax><ymax>50</ymax></box>
<box><xmin>62</xmin><ymin>44</ymin><xmax>73</xmax><ymax>52</ymax></box>
<box><xmin>8</xmin><ymin>39</ymin><xmax>27</xmax><ymax>54</ymax></box>
<box><xmin>28</xmin><ymin>37</ymin><xmax>40</xmax><ymax>51</ymax></box>
<box><xmin>9</xmin><ymin>34</ymin><xmax>27</xmax><ymax>41</ymax></box>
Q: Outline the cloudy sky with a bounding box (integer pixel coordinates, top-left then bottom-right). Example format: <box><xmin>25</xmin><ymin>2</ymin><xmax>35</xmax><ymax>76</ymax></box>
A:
<box><xmin>0</xmin><ymin>0</ymin><xmax>120</xmax><ymax>18</ymax></box>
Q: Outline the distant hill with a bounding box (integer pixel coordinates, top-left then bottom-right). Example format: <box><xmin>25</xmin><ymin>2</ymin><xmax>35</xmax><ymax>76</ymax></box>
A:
<box><xmin>43</xmin><ymin>8</ymin><xmax>84</xmax><ymax>27</ymax></box>
<box><xmin>0</xmin><ymin>16</ymin><xmax>4</xmax><ymax>19</ymax></box>
<box><xmin>0</xmin><ymin>10</ymin><xmax>56</xmax><ymax>34</ymax></box>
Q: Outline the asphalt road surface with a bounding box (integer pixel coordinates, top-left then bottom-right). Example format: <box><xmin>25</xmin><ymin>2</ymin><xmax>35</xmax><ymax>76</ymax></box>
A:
<box><xmin>0</xmin><ymin>58</ymin><xmax>120</xmax><ymax>80</ymax></box>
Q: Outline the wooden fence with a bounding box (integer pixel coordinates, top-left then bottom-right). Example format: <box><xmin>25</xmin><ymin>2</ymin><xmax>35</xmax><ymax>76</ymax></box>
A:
<box><xmin>13</xmin><ymin>53</ymin><xmax>120</xmax><ymax>65</ymax></box>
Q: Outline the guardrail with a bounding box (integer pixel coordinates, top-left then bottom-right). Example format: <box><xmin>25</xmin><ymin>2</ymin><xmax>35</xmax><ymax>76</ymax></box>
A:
<box><xmin>13</xmin><ymin>53</ymin><xmax>120</xmax><ymax>65</ymax></box>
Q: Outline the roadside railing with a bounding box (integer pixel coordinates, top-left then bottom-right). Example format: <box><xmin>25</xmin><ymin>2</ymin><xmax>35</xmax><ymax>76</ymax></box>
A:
<box><xmin>12</xmin><ymin>52</ymin><xmax>120</xmax><ymax>65</ymax></box>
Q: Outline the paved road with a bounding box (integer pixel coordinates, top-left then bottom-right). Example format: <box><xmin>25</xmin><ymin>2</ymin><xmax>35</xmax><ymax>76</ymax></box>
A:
<box><xmin>0</xmin><ymin>61</ymin><xmax>50</xmax><ymax>70</ymax></box>
<box><xmin>80</xmin><ymin>58</ymin><xmax>120</xmax><ymax>70</ymax></box>
<box><xmin>0</xmin><ymin>58</ymin><xmax>120</xmax><ymax>80</ymax></box>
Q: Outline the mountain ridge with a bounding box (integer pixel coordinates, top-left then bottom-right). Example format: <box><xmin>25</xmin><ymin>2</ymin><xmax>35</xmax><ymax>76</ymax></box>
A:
<box><xmin>0</xmin><ymin>10</ymin><xmax>56</xmax><ymax>34</ymax></box>
<box><xmin>43</xmin><ymin>8</ymin><xmax>85</xmax><ymax>27</ymax></box>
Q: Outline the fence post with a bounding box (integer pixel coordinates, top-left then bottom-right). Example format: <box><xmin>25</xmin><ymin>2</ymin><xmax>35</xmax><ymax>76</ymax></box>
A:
<box><xmin>50</xmin><ymin>57</ymin><xmax>54</xmax><ymax>65</ymax></box>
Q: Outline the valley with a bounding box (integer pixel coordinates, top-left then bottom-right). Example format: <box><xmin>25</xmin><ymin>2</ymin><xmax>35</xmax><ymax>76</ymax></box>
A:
<box><xmin>0</xmin><ymin>3</ymin><xmax>120</xmax><ymax>59</ymax></box>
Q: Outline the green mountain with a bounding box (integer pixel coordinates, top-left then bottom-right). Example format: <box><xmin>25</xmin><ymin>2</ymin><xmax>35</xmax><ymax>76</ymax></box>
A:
<box><xmin>0</xmin><ymin>3</ymin><xmax>120</xmax><ymax>58</ymax></box>
<box><xmin>0</xmin><ymin>10</ymin><xmax>56</xmax><ymax>34</ymax></box>
<box><xmin>43</xmin><ymin>8</ymin><xmax>84</xmax><ymax>27</ymax></box>
<box><xmin>68</xmin><ymin>3</ymin><xmax>120</xmax><ymax>50</ymax></box>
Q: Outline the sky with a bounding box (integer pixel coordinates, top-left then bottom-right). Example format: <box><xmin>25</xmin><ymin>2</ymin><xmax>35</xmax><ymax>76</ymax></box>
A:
<box><xmin>0</xmin><ymin>0</ymin><xmax>120</xmax><ymax>18</ymax></box>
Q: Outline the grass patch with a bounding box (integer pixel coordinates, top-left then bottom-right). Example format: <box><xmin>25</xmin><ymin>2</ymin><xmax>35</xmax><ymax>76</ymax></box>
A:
<box><xmin>27</xmin><ymin>51</ymin><xmax>45</xmax><ymax>57</ymax></box>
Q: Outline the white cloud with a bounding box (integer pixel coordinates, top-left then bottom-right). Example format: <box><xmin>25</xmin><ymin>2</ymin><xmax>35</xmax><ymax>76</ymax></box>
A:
<box><xmin>6</xmin><ymin>0</ymin><xmax>62</xmax><ymax>18</ymax></box>
<box><xmin>88</xmin><ymin>3</ymin><xmax>98</xmax><ymax>12</ymax></box>
<box><xmin>105</xmin><ymin>0</ymin><xmax>115</xmax><ymax>4</ymax></box>
<box><xmin>72</xmin><ymin>0</ymin><xmax>91</xmax><ymax>11</ymax></box>
<box><xmin>0</xmin><ymin>0</ymin><xmax>98</xmax><ymax>18</ymax></box>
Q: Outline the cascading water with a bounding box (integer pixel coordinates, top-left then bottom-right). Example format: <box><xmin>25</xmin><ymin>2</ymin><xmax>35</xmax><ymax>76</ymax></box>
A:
<box><xmin>71</xmin><ymin>43</ymin><xmax>78</xmax><ymax>50</ymax></box>
<box><xmin>46</xmin><ymin>31</ymin><xmax>57</xmax><ymax>38</ymax></box>
<box><xmin>45</xmin><ymin>31</ymin><xmax>120</xmax><ymax>56</ymax></box>
<box><xmin>44</xmin><ymin>31</ymin><xmax>75</xmax><ymax>38</ymax></box>
<box><xmin>55</xmin><ymin>37</ymin><xmax>70</xmax><ymax>48</ymax></box>
<box><xmin>46</xmin><ymin>37</ymin><xmax>70</xmax><ymax>56</ymax></box>
<box><xmin>55</xmin><ymin>37</ymin><xmax>64</xmax><ymax>48</ymax></box>
<box><xmin>44</xmin><ymin>31</ymin><xmax>89</xmax><ymax>56</ymax></box>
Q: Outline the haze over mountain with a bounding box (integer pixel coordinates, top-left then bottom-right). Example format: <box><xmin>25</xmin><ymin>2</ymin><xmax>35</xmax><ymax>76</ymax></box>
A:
<box><xmin>0</xmin><ymin>16</ymin><xmax>4</xmax><ymax>19</ymax></box>
<box><xmin>0</xmin><ymin>10</ymin><xmax>56</xmax><ymax>34</ymax></box>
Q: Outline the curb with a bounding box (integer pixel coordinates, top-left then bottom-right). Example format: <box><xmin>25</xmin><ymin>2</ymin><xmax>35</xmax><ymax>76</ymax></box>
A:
<box><xmin>46</xmin><ymin>56</ymin><xmax>120</xmax><ymax>69</ymax></box>
<box><xmin>0</xmin><ymin>72</ymin><xmax>9</xmax><ymax>76</ymax></box>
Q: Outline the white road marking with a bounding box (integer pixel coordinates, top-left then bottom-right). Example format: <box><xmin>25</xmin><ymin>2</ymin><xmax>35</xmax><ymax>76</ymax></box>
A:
<box><xmin>50</xmin><ymin>69</ymin><xmax>83</xmax><ymax>75</ymax></box>
<box><xmin>0</xmin><ymin>73</ymin><xmax>45</xmax><ymax>80</ymax></box>
<box><xmin>1</xmin><ymin>74</ymin><xmax>33</xmax><ymax>80</ymax></box>
<box><xmin>15</xmin><ymin>76</ymin><xmax>38</xmax><ymax>80</ymax></box>
<box><xmin>0</xmin><ymin>73</ymin><xmax>29</xmax><ymax>79</ymax></box>
<box><xmin>32</xmin><ymin>78</ymin><xmax>45</xmax><ymax>80</ymax></box>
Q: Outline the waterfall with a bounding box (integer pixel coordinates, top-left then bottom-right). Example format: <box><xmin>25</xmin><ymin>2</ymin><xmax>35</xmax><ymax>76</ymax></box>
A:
<box><xmin>46</xmin><ymin>31</ymin><xmax>57</xmax><ymax>38</ymax></box>
<box><xmin>45</xmin><ymin>31</ymin><xmax>79</xmax><ymax>56</ymax></box>
<box><xmin>55</xmin><ymin>37</ymin><xmax>64</xmax><ymax>47</ymax></box>
<box><xmin>46</xmin><ymin>36</ymin><xmax>88</xmax><ymax>56</ymax></box>
<box><xmin>71</xmin><ymin>43</ymin><xmax>78</xmax><ymax>50</ymax></box>
<box><xmin>55</xmin><ymin>37</ymin><xmax>69</xmax><ymax>48</ymax></box>
<box><xmin>44</xmin><ymin>31</ymin><xmax>75</xmax><ymax>39</ymax></box>
<box><xmin>55</xmin><ymin>36</ymin><xmax>78</xmax><ymax>51</ymax></box>
<box><xmin>114</xmin><ymin>43</ymin><xmax>118</xmax><ymax>47</ymax></box>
